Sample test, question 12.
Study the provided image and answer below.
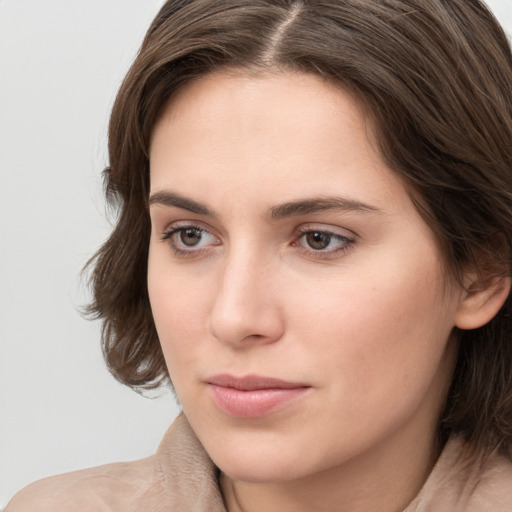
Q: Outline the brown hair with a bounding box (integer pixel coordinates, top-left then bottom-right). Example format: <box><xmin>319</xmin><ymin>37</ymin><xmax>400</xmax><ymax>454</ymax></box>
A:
<box><xmin>86</xmin><ymin>0</ymin><xmax>512</xmax><ymax>456</ymax></box>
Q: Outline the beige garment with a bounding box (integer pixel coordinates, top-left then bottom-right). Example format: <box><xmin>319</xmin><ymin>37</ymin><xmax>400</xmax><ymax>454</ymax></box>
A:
<box><xmin>6</xmin><ymin>414</ymin><xmax>512</xmax><ymax>512</ymax></box>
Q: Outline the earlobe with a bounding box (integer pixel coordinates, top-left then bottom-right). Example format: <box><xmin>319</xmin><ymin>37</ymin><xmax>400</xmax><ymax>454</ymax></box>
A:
<box><xmin>454</xmin><ymin>274</ymin><xmax>511</xmax><ymax>330</ymax></box>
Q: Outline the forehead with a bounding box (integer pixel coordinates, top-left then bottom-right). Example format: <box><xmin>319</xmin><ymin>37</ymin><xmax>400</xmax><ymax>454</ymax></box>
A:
<box><xmin>156</xmin><ymin>69</ymin><xmax>361</xmax><ymax>123</ymax></box>
<box><xmin>149</xmin><ymin>70</ymin><xmax>414</xmax><ymax>219</ymax></box>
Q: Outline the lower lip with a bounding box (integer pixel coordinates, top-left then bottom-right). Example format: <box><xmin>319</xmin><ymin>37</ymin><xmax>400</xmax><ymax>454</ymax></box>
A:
<box><xmin>207</xmin><ymin>384</ymin><xmax>309</xmax><ymax>418</ymax></box>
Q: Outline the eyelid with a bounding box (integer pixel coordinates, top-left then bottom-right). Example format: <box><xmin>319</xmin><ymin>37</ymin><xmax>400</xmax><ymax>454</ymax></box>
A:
<box><xmin>157</xmin><ymin>219</ymin><xmax>357</xmax><ymax>260</ymax></box>
<box><xmin>294</xmin><ymin>222</ymin><xmax>357</xmax><ymax>240</ymax></box>
<box><xmin>292</xmin><ymin>223</ymin><xmax>357</xmax><ymax>258</ymax></box>
<box><xmin>160</xmin><ymin>219</ymin><xmax>215</xmax><ymax>234</ymax></box>
<box><xmin>160</xmin><ymin>221</ymin><xmax>221</xmax><ymax>257</ymax></box>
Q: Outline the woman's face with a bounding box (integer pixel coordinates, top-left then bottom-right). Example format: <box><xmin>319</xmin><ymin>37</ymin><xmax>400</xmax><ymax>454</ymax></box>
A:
<box><xmin>148</xmin><ymin>71</ymin><xmax>463</xmax><ymax>483</ymax></box>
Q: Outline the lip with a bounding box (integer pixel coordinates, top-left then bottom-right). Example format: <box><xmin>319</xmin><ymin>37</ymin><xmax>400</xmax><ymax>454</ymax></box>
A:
<box><xmin>205</xmin><ymin>374</ymin><xmax>311</xmax><ymax>418</ymax></box>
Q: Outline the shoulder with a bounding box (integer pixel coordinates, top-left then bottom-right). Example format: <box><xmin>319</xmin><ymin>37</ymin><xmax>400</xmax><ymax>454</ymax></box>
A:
<box><xmin>471</xmin><ymin>448</ymin><xmax>512</xmax><ymax>511</ymax></box>
<box><xmin>5</xmin><ymin>415</ymin><xmax>225</xmax><ymax>512</ymax></box>
<box><xmin>5</xmin><ymin>455</ymin><xmax>167</xmax><ymax>512</ymax></box>
<box><xmin>408</xmin><ymin>437</ymin><xmax>512</xmax><ymax>512</ymax></box>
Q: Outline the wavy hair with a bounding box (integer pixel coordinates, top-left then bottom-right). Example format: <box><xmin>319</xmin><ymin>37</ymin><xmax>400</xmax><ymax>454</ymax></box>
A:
<box><xmin>85</xmin><ymin>0</ymin><xmax>512</xmax><ymax>457</ymax></box>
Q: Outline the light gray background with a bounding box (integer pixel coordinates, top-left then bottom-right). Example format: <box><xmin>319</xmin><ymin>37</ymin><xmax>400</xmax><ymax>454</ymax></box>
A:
<box><xmin>1</xmin><ymin>0</ymin><xmax>512</xmax><ymax>507</ymax></box>
<box><xmin>0</xmin><ymin>1</ymin><xmax>177</xmax><ymax>506</ymax></box>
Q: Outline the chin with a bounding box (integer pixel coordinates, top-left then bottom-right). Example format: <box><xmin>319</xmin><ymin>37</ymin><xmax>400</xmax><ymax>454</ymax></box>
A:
<box><xmin>219</xmin><ymin>459</ymin><xmax>307</xmax><ymax>484</ymax></box>
<box><xmin>207</xmin><ymin>436</ymin><xmax>318</xmax><ymax>483</ymax></box>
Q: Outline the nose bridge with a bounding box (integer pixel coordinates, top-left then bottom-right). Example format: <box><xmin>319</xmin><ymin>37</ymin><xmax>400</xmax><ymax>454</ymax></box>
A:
<box><xmin>208</xmin><ymin>241</ymin><xmax>283</xmax><ymax>347</ymax></box>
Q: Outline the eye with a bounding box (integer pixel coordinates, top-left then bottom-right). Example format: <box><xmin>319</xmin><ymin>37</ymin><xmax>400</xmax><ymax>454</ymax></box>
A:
<box><xmin>303</xmin><ymin>231</ymin><xmax>335</xmax><ymax>250</ymax></box>
<box><xmin>294</xmin><ymin>227</ymin><xmax>355</xmax><ymax>257</ymax></box>
<box><xmin>162</xmin><ymin>224</ymin><xmax>219</xmax><ymax>255</ymax></box>
<box><xmin>177</xmin><ymin>227</ymin><xmax>204</xmax><ymax>247</ymax></box>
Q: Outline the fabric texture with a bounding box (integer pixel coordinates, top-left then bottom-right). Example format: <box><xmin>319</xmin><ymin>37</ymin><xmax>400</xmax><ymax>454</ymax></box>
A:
<box><xmin>6</xmin><ymin>414</ymin><xmax>512</xmax><ymax>511</ymax></box>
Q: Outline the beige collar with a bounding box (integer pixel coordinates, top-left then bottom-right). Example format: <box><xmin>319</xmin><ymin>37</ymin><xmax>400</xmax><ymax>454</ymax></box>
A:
<box><xmin>157</xmin><ymin>414</ymin><xmax>512</xmax><ymax>512</ymax></box>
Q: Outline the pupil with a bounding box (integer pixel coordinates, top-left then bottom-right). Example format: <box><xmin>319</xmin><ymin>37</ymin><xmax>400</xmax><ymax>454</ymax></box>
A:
<box><xmin>307</xmin><ymin>232</ymin><xmax>331</xmax><ymax>250</ymax></box>
<box><xmin>180</xmin><ymin>228</ymin><xmax>202</xmax><ymax>246</ymax></box>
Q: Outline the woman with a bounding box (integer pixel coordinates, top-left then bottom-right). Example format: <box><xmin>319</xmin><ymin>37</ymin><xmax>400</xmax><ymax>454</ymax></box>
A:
<box><xmin>7</xmin><ymin>0</ymin><xmax>512</xmax><ymax>510</ymax></box>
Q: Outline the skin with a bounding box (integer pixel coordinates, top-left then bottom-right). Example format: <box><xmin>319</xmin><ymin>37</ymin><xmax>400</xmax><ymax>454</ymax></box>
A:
<box><xmin>147</xmin><ymin>70</ymin><xmax>499</xmax><ymax>512</ymax></box>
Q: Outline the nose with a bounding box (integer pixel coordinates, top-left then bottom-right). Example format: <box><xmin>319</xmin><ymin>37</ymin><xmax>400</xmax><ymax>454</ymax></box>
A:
<box><xmin>208</xmin><ymin>248</ymin><xmax>285</xmax><ymax>348</ymax></box>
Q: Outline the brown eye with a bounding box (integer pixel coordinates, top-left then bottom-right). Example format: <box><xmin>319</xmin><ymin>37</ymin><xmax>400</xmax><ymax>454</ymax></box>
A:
<box><xmin>295</xmin><ymin>227</ymin><xmax>355</xmax><ymax>258</ymax></box>
<box><xmin>163</xmin><ymin>224</ymin><xmax>219</xmax><ymax>255</ymax></box>
<box><xmin>305</xmin><ymin>231</ymin><xmax>332</xmax><ymax>250</ymax></box>
<box><xmin>180</xmin><ymin>228</ymin><xmax>203</xmax><ymax>246</ymax></box>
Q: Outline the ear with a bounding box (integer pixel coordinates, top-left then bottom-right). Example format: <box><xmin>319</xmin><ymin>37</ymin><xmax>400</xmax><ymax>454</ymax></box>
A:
<box><xmin>454</xmin><ymin>272</ymin><xmax>511</xmax><ymax>330</ymax></box>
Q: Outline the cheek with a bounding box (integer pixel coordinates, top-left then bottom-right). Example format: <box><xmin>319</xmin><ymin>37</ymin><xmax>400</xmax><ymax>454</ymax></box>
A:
<box><xmin>290</xmin><ymin>252</ymin><xmax>456</xmax><ymax>396</ymax></box>
<box><xmin>147</xmin><ymin>253</ymin><xmax>213</xmax><ymax>378</ymax></box>
<box><xmin>149</xmin><ymin>283</ymin><xmax>201</xmax><ymax>343</ymax></box>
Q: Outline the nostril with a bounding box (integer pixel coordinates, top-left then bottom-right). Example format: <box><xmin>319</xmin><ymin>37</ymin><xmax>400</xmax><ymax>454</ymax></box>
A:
<box><xmin>245</xmin><ymin>333</ymin><xmax>264</xmax><ymax>340</ymax></box>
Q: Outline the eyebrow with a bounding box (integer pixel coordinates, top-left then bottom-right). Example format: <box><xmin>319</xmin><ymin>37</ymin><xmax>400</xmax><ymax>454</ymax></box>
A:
<box><xmin>149</xmin><ymin>191</ymin><xmax>214</xmax><ymax>216</ymax></box>
<box><xmin>149</xmin><ymin>190</ymin><xmax>381</xmax><ymax>219</ymax></box>
<box><xmin>270</xmin><ymin>197</ymin><xmax>381</xmax><ymax>219</ymax></box>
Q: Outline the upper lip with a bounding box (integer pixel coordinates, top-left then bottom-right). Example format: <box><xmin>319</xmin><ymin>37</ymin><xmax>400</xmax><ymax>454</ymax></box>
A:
<box><xmin>206</xmin><ymin>374</ymin><xmax>310</xmax><ymax>391</ymax></box>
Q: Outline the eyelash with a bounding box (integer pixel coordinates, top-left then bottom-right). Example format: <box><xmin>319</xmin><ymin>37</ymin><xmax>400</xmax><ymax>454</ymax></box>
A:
<box><xmin>292</xmin><ymin>226</ymin><xmax>355</xmax><ymax>258</ymax></box>
<box><xmin>160</xmin><ymin>224</ymin><xmax>356</xmax><ymax>259</ymax></box>
<box><xmin>161</xmin><ymin>224</ymin><xmax>219</xmax><ymax>258</ymax></box>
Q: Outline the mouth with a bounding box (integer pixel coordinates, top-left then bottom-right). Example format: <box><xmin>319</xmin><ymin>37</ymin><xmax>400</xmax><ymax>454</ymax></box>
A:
<box><xmin>205</xmin><ymin>374</ymin><xmax>311</xmax><ymax>418</ymax></box>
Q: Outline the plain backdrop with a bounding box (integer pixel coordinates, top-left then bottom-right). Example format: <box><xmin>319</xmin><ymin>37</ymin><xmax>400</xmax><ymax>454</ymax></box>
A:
<box><xmin>0</xmin><ymin>1</ymin><xmax>178</xmax><ymax>506</ymax></box>
<box><xmin>1</xmin><ymin>0</ymin><xmax>512</xmax><ymax>507</ymax></box>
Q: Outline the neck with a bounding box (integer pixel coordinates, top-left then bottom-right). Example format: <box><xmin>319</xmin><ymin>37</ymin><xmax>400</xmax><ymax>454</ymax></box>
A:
<box><xmin>220</xmin><ymin>422</ymin><xmax>441</xmax><ymax>512</ymax></box>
